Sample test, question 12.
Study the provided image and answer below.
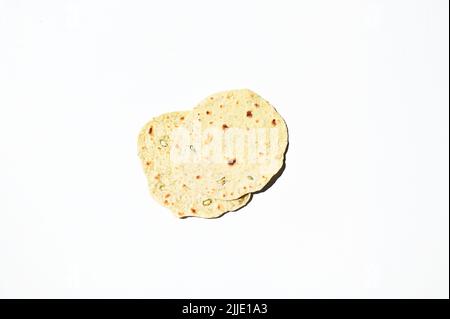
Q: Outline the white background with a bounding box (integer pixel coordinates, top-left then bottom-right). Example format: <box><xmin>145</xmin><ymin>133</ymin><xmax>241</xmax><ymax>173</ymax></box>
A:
<box><xmin>0</xmin><ymin>0</ymin><xmax>448</xmax><ymax>298</ymax></box>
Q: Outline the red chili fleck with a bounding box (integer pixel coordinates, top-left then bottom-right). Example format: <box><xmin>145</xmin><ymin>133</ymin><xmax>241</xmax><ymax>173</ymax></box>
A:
<box><xmin>149</xmin><ymin>126</ymin><xmax>153</xmax><ymax>135</ymax></box>
<box><xmin>246</xmin><ymin>111</ymin><xmax>253</xmax><ymax>118</ymax></box>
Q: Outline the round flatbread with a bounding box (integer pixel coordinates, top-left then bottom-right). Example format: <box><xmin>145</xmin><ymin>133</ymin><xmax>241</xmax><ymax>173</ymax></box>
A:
<box><xmin>138</xmin><ymin>111</ymin><xmax>251</xmax><ymax>218</ymax></box>
<box><xmin>171</xmin><ymin>89</ymin><xmax>288</xmax><ymax>200</ymax></box>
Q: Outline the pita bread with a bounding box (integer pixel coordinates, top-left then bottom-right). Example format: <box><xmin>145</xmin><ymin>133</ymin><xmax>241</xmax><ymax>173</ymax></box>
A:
<box><xmin>138</xmin><ymin>111</ymin><xmax>251</xmax><ymax>218</ymax></box>
<box><xmin>172</xmin><ymin>89</ymin><xmax>288</xmax><ymax>200</ymax></box>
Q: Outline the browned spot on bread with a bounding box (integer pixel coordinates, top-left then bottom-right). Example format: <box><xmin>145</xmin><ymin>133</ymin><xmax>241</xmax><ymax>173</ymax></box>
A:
<box><xmin>190</xmin><ymin>208</ymin><xmax>197</xmax><ymax>214</ymax></box>
<box><xmin>230</xmin><ymin>192</ymin><xmax>234</xmax><ymax>196</ymax></box>
<box><xmin>180</xmin><ymin>116</ymin><xmax>185</xmax><ymax>121</ymax></box>
<box><xmin>217</xmin><ymin>204</ymin><xmax>223</xmax><ymax>210</ymax></box>
<box><xmin>246</xmin><ymin>111</ymin><xmax>253</xmax><ymax>118</ymax></box>
<box><xmin>148</xmin><ymin>126</ymin><xmax>153</xmax><ymax>135</ymax></box>
<box><xmin>196</xmin><ymin>175</ymin><xmax>201</xmax><ymax>179</ymax></box>
<box><xmin>204</xmin><ymin>134</ymin><xmax>213</xmax><ymax>144</ymax></box>
<box><xmin>178</xmin><ymin>211</ymin><xmax>184</xmax><ymax>217</ymax></box>
<box><xmin>209</xmin><ymin>96</ymin><xmax>214</xmax><ymax>100</ymax></box>
<box><xmin>272</xmin><ymin>119</ymin><xmax>277</xmax><ymax>126</ymax></box>
<box><xmin>236</xmin><ymin>100</ymin><xmax>239</xmax><ymax>105</ymax></box>
<box><xmin>154</xmin><ymin>174</ymin><xmax>160</xmax><ymax>180</ymax></box>
<box><xmin>243</xmin><ymin>186</ymin><xmax>247</xmax><ymax>190</ymax></box>
<box><xmin>163</xmin><ymin>200</ymin><xmax>169</xmax><ymax>205</ymax></box>
<box><xmin>164</xmin><ymin>194</ymin><xmax>170</xmax><ymax>198</ymax></box>
<box><xmin>219</xmin><ymin>104</ymin><xmax>223</xmax><ymax>108</ymax></box>
<box><xmin>206</xmin><ymin>110</ymin><xmax>211</xmax><ymax>115</ymax></box>
<box><xmin>145</xmin><ymin>161</ymin><xmax>151</xmax><ymax>166</ymax></box>
<box><xmin>222</xmin><ymin>124</ymin><xmax>229</xmax><ymax>130</ymax></box>
<box><xmin>209</xmin><ymin>121</ymin><xmax>213</xmax><ymax>125</ymax></box>
<box><xmin>255</xmin><ymin>119</ymin><xmax>259</xmax><ymax>123</ymax></box>
<box><xmin>254</xmin><ymin>103</ymin><xmax>259</xmax><ymax>107</ymax></box>
<box><xmin>228</xmin><ymin>158</ymin><xmax>236</xmax><ymax>166</ymax></box>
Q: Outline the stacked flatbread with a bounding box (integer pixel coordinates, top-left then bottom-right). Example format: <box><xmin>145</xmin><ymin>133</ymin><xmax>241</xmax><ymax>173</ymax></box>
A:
<box><xmin>137</xmin><ymin>89</ymin><xmax>288</xmax><ymax>218</ymax></box>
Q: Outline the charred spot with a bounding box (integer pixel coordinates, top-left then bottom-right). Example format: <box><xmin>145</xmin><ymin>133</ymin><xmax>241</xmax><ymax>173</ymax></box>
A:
<box><xmin>222</xmin><ymin>124</ymin><xmax>229</xmax><ymax>130</ymax></box>
<box><xmin>228</xmin><ymin>158</ymin><xmax>236</xmax><ymax>166</ymax></box>
<box><xmin>206</xmin><ymin>110</ymin><xmax>211</xmax><ymax>115</ymax></box>
<box><xmin>148</xmin><ymin>126</ymin><xmax>153</xmax><ymax>135</ymax></box>
<box><xmin>272</xmin><ymin>119</ymin><xmax>277</xmax><ymax>126</ymax></box>
<box><xmin>246</xmin><ymin>111</ymin><xmax>253</xmax><ymax>118</ymax></box>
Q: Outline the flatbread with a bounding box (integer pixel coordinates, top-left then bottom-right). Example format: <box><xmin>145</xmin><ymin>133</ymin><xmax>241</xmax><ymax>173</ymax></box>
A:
<box><xmin>137</xmin><ymin>89</ymin><xmax>287</xmax><ymax>217</ymax></box>
<box><xmin>172</xmin><ymin>89</ymin><xmax>288</xmax><ymax>200</ymax></box>
<box><xmin>138</xmin><ymin>111</ymin><xmax>251</xmax><ymax>218</ymax></box>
